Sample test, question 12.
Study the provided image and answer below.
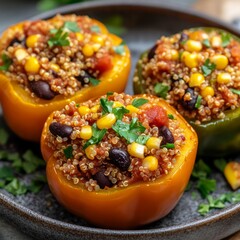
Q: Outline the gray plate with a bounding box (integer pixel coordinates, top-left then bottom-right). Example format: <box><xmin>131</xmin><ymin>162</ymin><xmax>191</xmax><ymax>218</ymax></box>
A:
<box><xmin>0</xmin><ymin>0</ymin><xmax>240</xmax><ymax>239</ymax></box>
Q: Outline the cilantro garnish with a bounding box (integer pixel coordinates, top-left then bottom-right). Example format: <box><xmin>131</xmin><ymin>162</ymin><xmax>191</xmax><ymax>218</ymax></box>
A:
<box><xmin>91</xmin><ymin>25</ymin><xmax>100</xmax><ymax>33</ymax></box>
<box><xmin>0</xmin><ymin>166</ymin><xmax>14</xmax><ymax>180</ymax></box>
<box><xmin>197</xmin><ymin>178</ymin><xmax>216</xmax><ymax>198</ymax></box>
<box><xmin>154</xmin><ymin>83</ymin><xmax>170</xmax><ymax>99</ymax></box>
<box><xmin>112</xmin><ymin>118</ymin><xmax>145</xmax><ymax>143</ymax></box>
<box><xmin>27</xmin><ymin>175</ymin><xmax>47</xmax><ymax>193</ymax></box>
<box><xmin>221</xmin><ymin>32</ymin><xmax>231</xmax><ymax>47</ymax></box>
<box><xmin>89</xmin><ymin>77</ymin><xmax>100</xmax><ymax>86</ymax></box>
<box><xmin>230</xmin><ymin>88</ymin><xmax>240</xmax><ymax>95</ymax></box>
<box><xmin>0</xmin><ymin>54</ymin><xmax>12</xmax><ymax>71</ymax></box>
<box><xmin>202</xmin><ymin>39</ymin><xmax>211</xmax><ymax>48</ymax></box>
<box><xmin>112</xmin><ymin>107</ymin><xmax>129</xmax><ymax>120</ymax></box>
<box><xmin>106</xmin><ymin>92</ymin><xmax>114</xmax><ymax>97</ymax></box>
<box><xmin>100</xmin><ymin>98</ymin><xmax>113</xmax><ymax>114</ymax></box>
<box><xmin>136</xmin><ymin>135</ymin><xmax>150</xmax><ymax>145</ymax></box>
<box><xmin>48</xmin><ymin>28</ymin><xmax>70</xmax><ymax>47</ymax></box>
<box><xmin>113</xmin><ymin>41</ymin><xmax>126</xmax><ymax>55</ymax></box>
<box><xmin>0</xmin><ymin>128</ymin><xmax>9</xmax><ymax>145</ymax></box>
<box><xmin>4</xmin><ymin>178</ymin><xmax>28</xmax><ymax>196</ymax></box>
<box><xmin>63</xmin><ymin>21</ymin><xmax>80</xmax><ymax>32</ymax></box>
<box><xmin>201</xmin><ymin>59</ymin><xmax>216</xmax><ymax>77</ymax></box>
<box><xmin>192</xmin><ymin>159</ymin><xmax>211</xmax><ymax>179</ymax></box>
<box><xmin>195</xmin><ymin>95</ymin><xmax>202</xmax><ymax>109</ymax></box>
<box><xmin>168</xmin><ymin>114</ymin><xmax>174</xmax><ymax>119</ymax></box>
<box><xmin>213</xmin><ymin>158</ymin><xmax>227</xmax><ymax>172</ymax></box>
<box><xmin>132</xmin><ymin>98</ymin><xmax>149</xmax><ymax>108</ymax></box>
<box><xmin>161</xmin><ymin>143</ymin><xmax>175</xmax><ymax>149</ymax></box>
<box><xmin>83</xmin><ymin>124</ymin><xmax>107</xmax><ymax>149</ymax></box>
<box><xmin>63</xmin><ymin>146</ymin><xmax>73</xmax><ymax>159</ymax></box>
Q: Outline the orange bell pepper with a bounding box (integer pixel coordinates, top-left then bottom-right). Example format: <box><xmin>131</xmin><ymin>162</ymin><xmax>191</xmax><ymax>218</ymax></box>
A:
<box><xmin>41</xmin><ymin>96</ymin><xmax>198</xmax><ymax>229</ymax></box>
<box><xmin>0</xmin><ymin>17</ymin><xmax>131</xmax><ymax>142</ymax></box>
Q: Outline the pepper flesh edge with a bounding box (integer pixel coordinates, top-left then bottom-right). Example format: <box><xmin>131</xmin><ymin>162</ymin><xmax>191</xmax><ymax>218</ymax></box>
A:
<box><xmin>41</xmin><ymin>96</ymin><xmax>198</xmax><ymax>229</ymax></box>
<box><xmin>133</xmin><ymin>27</ymin><xmax>240</xmax><ymax>157</ymax></box>
<box><xmin>0</xmin><ymin>19</ymin><xmax>131</xmax><ymax>142</ymax></box>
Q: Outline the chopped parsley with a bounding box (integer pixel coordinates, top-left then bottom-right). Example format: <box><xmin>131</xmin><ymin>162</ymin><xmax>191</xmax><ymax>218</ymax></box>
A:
<box><xmin>131</xmin><ymin>98</ymin><xmax>149</xmax><ymax>108</ymax></box>
<box><xmin>0</xmin><ymin>54</ymin><xmax>12</xmax><ymax>71</ymax></box>
<box><xmin>230</xmin><ymin>88</ymin><xmax>240</xmax><ymax>95</ymax></box>
<box><xmin>154</xmin><ymin>83</ymin><xmax>170</xmax><ymax>99</ymax></box>
<box><xmin>113</xmin><ymin>42</ymin><xmax>126</xmax><ymax>55</ymax></box>
<box><xmin>195</xmin><ymin>95</ymin><xmax>202</xmax><ymax>109</ymax></box>
<box><xmin>89</xmin><ymin>77</ymin><xmax>100</xmax><ymax>86</ymax></box>
<box><xmin>161</xmin><ymin>143</ymin><xmax>175</xmax><ymax>149</ymax></box>
<box><xmin>201</xmin><ymin>59</ymin><xmax>216</xmax><ymax>77</ymax></box>
<box><xmin>100</xmin><ymin>98</ymin><xmax>113</xmax><ymax>114</ymax></box>
<box><xmin>221</xmin><ymin>32</ymin><xmax>231</xmax><ymax>47</ymax></box>
<box><xmin>48</xmin><ymin>28</ymin><xmax>70</xmax><ymax>47</ymax></box>
<box><xmin>213</xmin><ymin>158</ymin><xmax>227</xmax><ymax>172</ymax></box>
<box><xmin>197</xmin><ymin>178</ymin><xmax>216</xmax><ymax>199</ymax></box>
<box><xmin>4</xmin><ymin>178</ymin><xmax>28</xmax><ymax>196</ymax></box>
<box><xmin>135</xmin><ymin>135</ymin><xmax>150</xmax><ymax>145</ymax></box>
<box><xmin>112</xmin><ymin>118</ymin><xmax>145</xmax><ymax>143</ymax></box>
<box><xmin>0</xmin><ymin>128</ymin><xmax>9</xmax><ymax>145</ymax></box>
<box><xmin>63</xmin><ymin>21</ymin><xmax>80</xmax><ymax>32</ymax></box>
<box><xmin>106</xmin><ymin>92</ymin><xmax>114</xmax><ymax>97</ymax></box>
<box><xmin>91</xmin><ymin>25</ymin><xmax>100</xmax><ymax>33</ymax></box>
<box><xmin>168</xmin><ymin>114</ymin><xmax>174</xmax><ymax>120</ymax></box>
<box><xmin>112</xmin><ymin>107</ymin><xmax>129</xmax><ymax>120</ymax></box>
<box><xmin>83</xmin><ymin>124</ymin><xmax>107</xmax><ymax>149</ymax></box>
<box><xmin>202</xmin><ymin>39</ymin><xmax>211</xmax><ymax>48</ymax></box>
<box><xmin>63</xmin><ymin>146</ymin><xmax>73</xmax><ymax>159</ymax></box>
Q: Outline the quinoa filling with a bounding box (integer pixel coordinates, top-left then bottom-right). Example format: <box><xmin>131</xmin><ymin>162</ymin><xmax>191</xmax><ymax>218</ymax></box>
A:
<box><xmin>0</xmin><ymin>14</ymin><xmax>123</xmax><ymax>100</ymax></box>
<box><xmin>135</xmin><ymin>28</ymin><xmax>240</xmax><ymax>124</ymax></box>
<box><xmin>45</xmin><ymin>93</ymin><xmax>185</xmax><ymax>191</ymax></box>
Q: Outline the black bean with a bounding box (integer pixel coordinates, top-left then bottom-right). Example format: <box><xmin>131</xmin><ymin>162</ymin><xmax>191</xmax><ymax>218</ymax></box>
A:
<box><xmin>8</xmin><ymin>37</ymin><xmax>25</xmax><ymax>47</ymax></box>
<box><xmin>109</xmin><ymin>148</ymin><xmax>131</xmax><ymax>171</ymax></box>
<box><xmin>29</xmin><ymin>80</ymin><xmax>56</xmax><ymax>100</ymax></box>
<box><xmin>49</xmin><ymin>122</ymin><xmax>73</xmax><ymax>138</ymax></box>
<box><xmin>159</xmin><ymin>126</ymin><xmax>174</xmax><ymax>145</ymax></box>
<box><xmin>181</xmin><ymin>88</ymin><xmax>198</xmax><ymax>110</ymax></box>
<box><xmin>75</xmin><ymin>71</ymin><xmax>93</xmax><ymax>85</ymax></box>
<box><xmin>93</xmin><ymin>170</ymin><xmax>112</xmax><ymax>189</ymax></box>
<box><xmin>147</xmin><ymin>44</ymin><xmax>158</xmax><ymax>60</ymax></box>
<box><xmin>179</xmin><ymin>33</ymin><xmax>189</xmax><ymax>44</ymax></box>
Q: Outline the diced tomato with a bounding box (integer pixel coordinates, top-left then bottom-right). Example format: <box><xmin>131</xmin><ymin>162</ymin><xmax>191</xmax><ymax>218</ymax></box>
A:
<box><xmin>143</xmin><ymin>106</ymin><xmax>169</xmax><ymax>127</ymax></box>
<box><xmin>93</xmin><ymin>54</ymin><xmax>113</xmax><ymax>73</ymax></box>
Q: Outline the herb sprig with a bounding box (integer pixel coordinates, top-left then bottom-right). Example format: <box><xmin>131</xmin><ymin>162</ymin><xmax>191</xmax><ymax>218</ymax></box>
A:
<box><xmin>0</xmin><ymin>54</ymin><xmax>12</xmax><ymax>71</ymax></box>
<box><xmin>201</xmin><ymin>59</ymin><xmax>216</xmax><ymax>77</ymax></box>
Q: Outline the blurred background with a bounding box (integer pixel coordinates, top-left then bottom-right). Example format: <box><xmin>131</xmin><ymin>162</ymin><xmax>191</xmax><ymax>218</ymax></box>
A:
<box><xmin>0</xmin><ymin>0</ymin><xmax>240</xmax><ymax>32</ymax></box>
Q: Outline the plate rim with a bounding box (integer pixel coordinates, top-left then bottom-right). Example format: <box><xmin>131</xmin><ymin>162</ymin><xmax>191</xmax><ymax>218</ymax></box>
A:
<box><xmin>1</xmin><ymin>0</ymin><xmax>240</xmax><ymax>238</ymax></box>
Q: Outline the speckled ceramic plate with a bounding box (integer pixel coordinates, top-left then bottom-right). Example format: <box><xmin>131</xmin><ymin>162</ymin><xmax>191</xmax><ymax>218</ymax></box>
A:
<box><xmin>0</xmin><ymin>1</ymin><xmax>240</xmax><ymax>239</ymax></box>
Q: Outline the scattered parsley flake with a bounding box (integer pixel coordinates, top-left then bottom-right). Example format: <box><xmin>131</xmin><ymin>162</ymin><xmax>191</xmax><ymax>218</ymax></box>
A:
<box><xmin>230</xmin><ymin>88</ymin><xmax>240</xmax><ymax>95</ymax></box>
<box><xmin>112</xmin><ymin>107</ymin><xmax>129</xmax><ymax>120</ymax></box>
<box><xmin>192</xmin><ymin>159</ymin><xmax>211</xmax><ymax>179</ymax></box>
<box><xmin>0</xmin><ymin>166</ymin><xmax>14</xmax><ymax>180</ymax></box>
<box><xmin>75</xmin><ymin>103</ymin><xmax>80</xmax><ymax>108</ymax></box>
<box><xmin>106</xmin><ymin>92</ymin><xmax>114</xmax><ymax>97</ymax></box>
<box><xmin>89</xmin><ymin>77</ymin><xmax>100</xmax><ymax>86</ymax></box>
<box><xmin>213</xmin><ymin>158</ymin><xmax>227</xmax><ymax>172</ymax></box>
<box><xmin>221</xmin><ymin>32</ymin><xmax>231</xmax><ymax>47</ymax></box>
<box><xmin>0</xmin><ymin>128</ymin><xmax>9</xmax><ymax>145</ymax></box>
<box><xmin>63</xmin><ymin>146</ymin><xmax>73</xmax><ymax>159</ymax></box>
<box><xmin>136</xmin><ymin>135</ymin><xmax>150</xmax><ymax>145</ymax></box>
<box><xmin>27</xmin><ymin>175</ymin><xmax>47</xmax><ymax>193</ymax></box>
<box><xmin>161</xmin><ymin>143</ymin><xmax>175</xmax><ymax>149</ymax></box>
<box><xmin>201</xmin><ymin>59</ymin><xmax>216</xmax><ymax>77</ymax></box>
<box><xmin>91</xmin><ymin>25</ymin><xmax>100</xmax><ymax>33</ymax></box>
<box><xmin>63</xmin><ymin>21</ymin><xmax>80</xmax><ymax>32</ymax></box>
<box><xmin>4</xmin><ymin>178</ymin><xmax>27</xmax><ymax>196</ymax></box>
<box><xmin>195</xmin><ymin>95</ymin><xmax>202</xmax><ymax>109</ymax></box>
<box><xmin>202</xmin><ymin>39</ymin><xmax>211</xmax><ymax>48</ymax></box>
<box><xmin>113</xmin><ymin>42</ymin><xmax>126</xmax><ymax>55</ymax></box>
<box><xmin>48</xmin><ymin>28</ymin><xmax>70</xmax><ymax>47</ymax></box>
<box><xmin>0</xmin><ymin>54</ymin><xmax>12</xmax><ymax>71</ymax></box>
<box><xmin>83</xmin><ymin>124</ymin><xmax>107</xmax><ymax>149</ymax></box>
<box><xmin>168</xmin><ymin>114</ymin><xmax>174</xmax><ymax>119</ymax></box>
<box><xmin>132</xmin><ymin>98</ymin><xmax>149</xmax><ymax>108</ymax></box>
<box><xmin>100</xmin><ymin>98</ymin><xmax>113</xmax><ymax>115</ymax></box>
<box><xmin>197</xmin><ymin>178</ymin><xmax>216</xmax><ymax>198</ymax></box>
<box><xmin>154</xmin><ymin>83</ymin><xmax>170</xmax><ymax>99</ymax></box>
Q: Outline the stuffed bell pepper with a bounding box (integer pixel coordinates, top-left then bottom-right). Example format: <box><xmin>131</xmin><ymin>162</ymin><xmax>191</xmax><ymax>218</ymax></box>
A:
<box><xmin>134</xmin><ymin>27</ymin><xmax>240</xmax><ymax>156</ymax></box>
<box><xmin>41</xmin><ymin>92</ymin><xmax>198</xmax><ymax>229</ymax></box>
<box><xmin>0</xmin><ymin>14</ymin><xmax>131</xmax><ymax>141</ymax></box>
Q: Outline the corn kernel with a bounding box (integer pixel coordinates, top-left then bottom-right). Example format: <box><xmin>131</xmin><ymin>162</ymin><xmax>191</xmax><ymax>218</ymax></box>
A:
<box><xmin>127</xmin><ymin>142</ymin><xmax>146</xmax><ymax>159</ymax></box>
<box><xmin>80</xmin><ymin>125</ymin><xmax>93</xmax><ymax>140</ymax></box>
<box><xmin>126</xmin><ymin>105</ymin><xmax>139</xmax><ymax>114</ymax></box>
<box><xmin>91</xmin><ymin>35</ymin><xmax>104</xmax><ymax>45</ymax></box>
<box><xmin>189</xmin><ymin>73</ymin><xmax>205</xmax><ymax>87</ymax></box>
<box><xmin>201</xmin><ymin>86</ymin><xmax>215</xmax><ymax>98</ymax></box>
<box><xmin>217</xmin><ymin>72</ymin><xmax>231</xmax><ymax>84</ymax></box>
<box><xmin>211</xmin><ymin>54</ymin><xmax>228</xmax><ymax>70</ymax></box>
<box><xmin>85</xmin><ymin>145</ymin><xmax>97</xmax><ymax>160</ymax></box>
<box><xmin>112</xmin><ymin>101</ymin><xmax>124</xmax><ymax>108</ymax></box>
<box><xmin>97</xmin><ymin>113</ymin><xmax>116</xmax><ymax>129</ymax></box>
<box><xmin>82</xmin><ymin>44</ymin><xmax>94</xmax><ymax>57</ymax></box>
<box><xmin>26</xmin><ymin>34</ymin><xmax>40</xmax><ymax>48</ymax></box>
<box><xmin>184</xmin><ymin>53</ymin><xmax>198</xmax><ymax>68</ymax></box>
<box><xmin>211</xmin><ymin>36</ymin><xmax>222</xmax><ymax>48</ymax></box>
<box><xmin>78</xmin><ymin>106</ymin><xmax>90</xmax><ymax>116</ymax></box>
<box><xmin>90</xmin><ymin>104</ymin><xmax>100</xmax><ymax>113</ymax></box>
<box><xmin>14</xmin><ymin>49</ymin><xmax>28</xmax><ymax>61</ymax></box>
<box><xmin>180</xmin><ymin>51</ymin><xmax>190</xmax><ymax>62</ymax></box>
<box><xmin>24</xmin><ymin>56</ymin><xmax>40</xmax><ymax>73</ymax></box>
<box><xmin>50</xmin><ymin>63</ymin><xmax>60</xmax><ymax>72</ymax></box>
<box><xmin>146</xmin><ymin>137</ymin><xmax>161</xmax><ymax>149</ymax></box>
<box><xmin>184</xmin><ymin>40</ymin><xmax>202</xmax><ymax>52</ymax></box>
<box><xmin>170</xmin><ymin>49</ymin><xmax>179</xmax><ymax>61</ymax></box>
<box><xmin>76</xmin><ymin>32</ymin><xmax>84</xmax><ymax>41</ymax></box>
<box><xmin>224</xmin><ymin>162</ymin><xmax>240</xmax><ymax>190</ymax></box>
<box><xmin>92</xmin><ymin>43</ymin><xmax>101</xmax><ymax>52</ymax></box>
<box><xmin>142</xmin><ymin>156</ymin><xmax>158</xmax><ymax>171</ymax></box>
